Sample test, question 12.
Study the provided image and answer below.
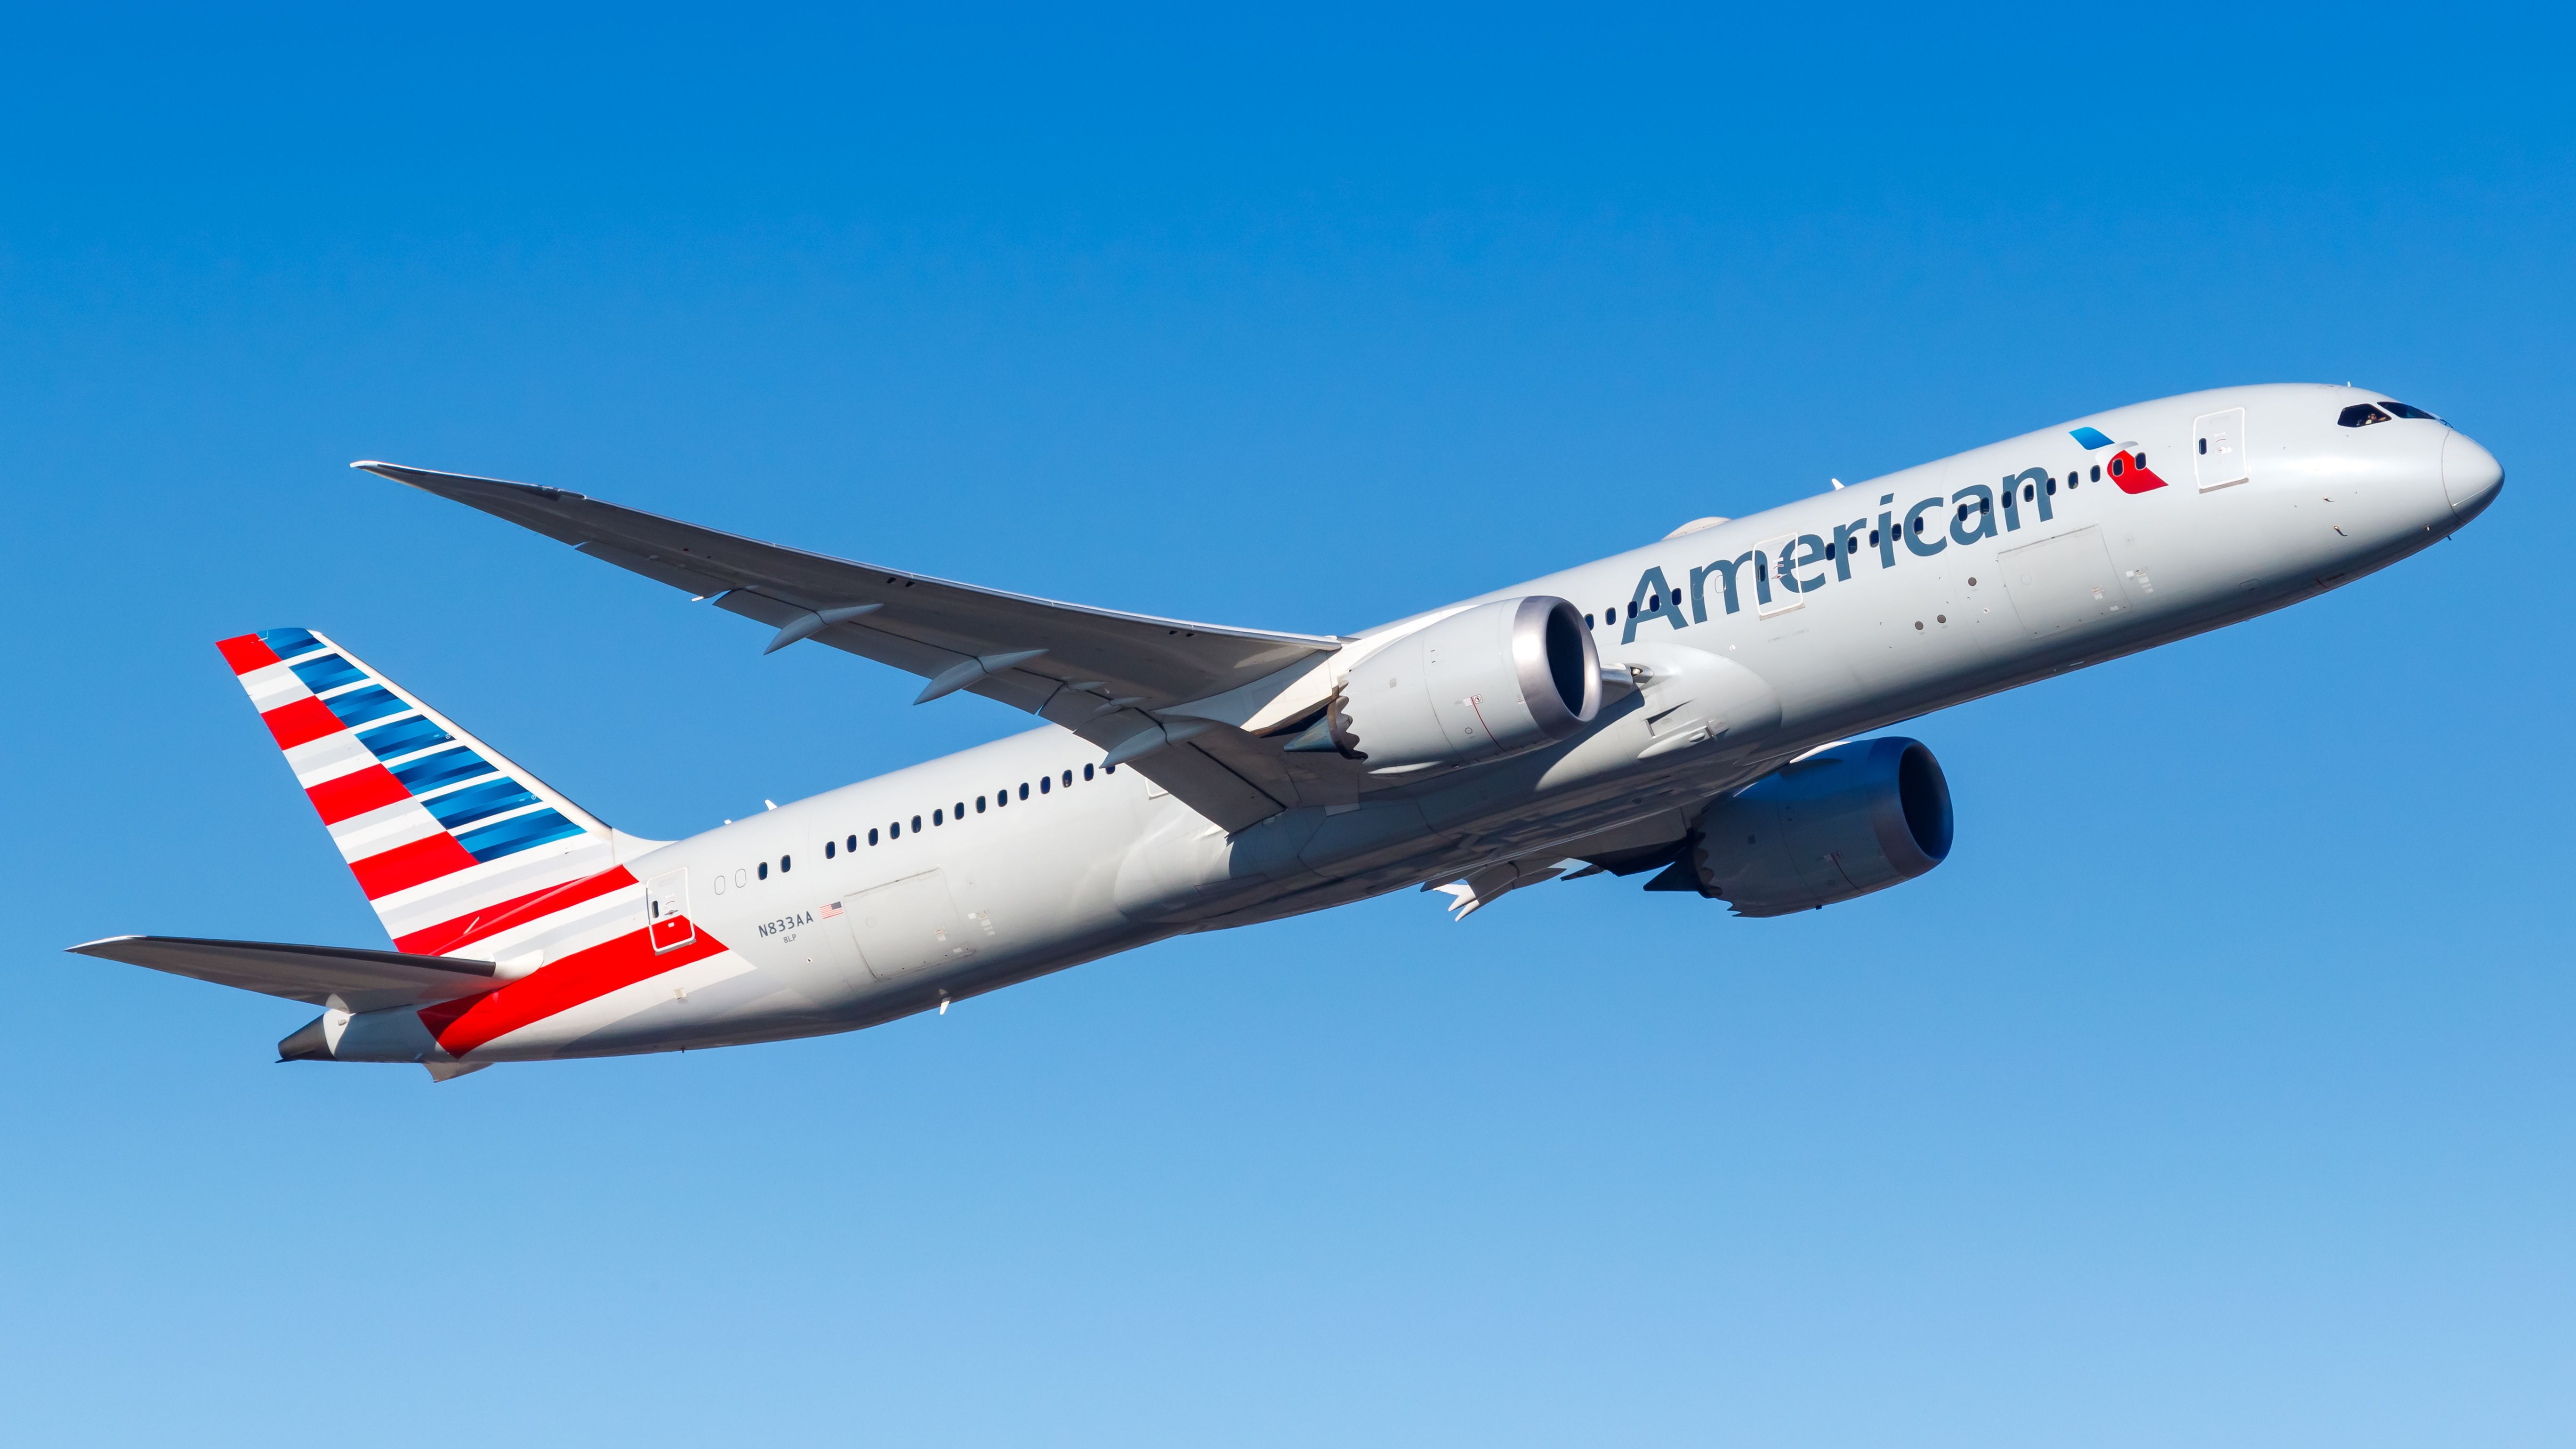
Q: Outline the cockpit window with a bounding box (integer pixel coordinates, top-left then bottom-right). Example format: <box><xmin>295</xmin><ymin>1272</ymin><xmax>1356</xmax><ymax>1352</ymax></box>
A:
<box><xmin>2380</xmin><ymin>401</ymin><xmax>2441</xmax><ymax>421</ymax></box>
<box><xmin>2338</xmin><ymin>403</ymin><xmax>2393</xmax><ymax>428</ymax></box>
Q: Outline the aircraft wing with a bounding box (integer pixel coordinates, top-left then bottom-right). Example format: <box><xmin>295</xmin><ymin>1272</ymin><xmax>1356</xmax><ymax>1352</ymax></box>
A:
<box><xmin>357</xmin><ymin>461</ymin><xmax>1350</xmax><ymax>832</ymax></box>
<box><xmin>68</xmin><ymin>935</ymin><xmax>498</xmax><ymax>1012</ymax></box>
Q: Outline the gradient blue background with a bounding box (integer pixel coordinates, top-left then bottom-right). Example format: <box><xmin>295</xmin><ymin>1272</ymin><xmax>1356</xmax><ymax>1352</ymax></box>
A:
<box><xmin>5</xmin><ymin>6</ymin><xmax>2569</xmax><ymax>1444</ymax></box>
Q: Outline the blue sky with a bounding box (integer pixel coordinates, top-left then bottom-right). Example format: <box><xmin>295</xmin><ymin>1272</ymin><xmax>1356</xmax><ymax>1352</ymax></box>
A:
<box><xmin>5</xmin><ymin>5</ymin><xmax>2571</xmax><ymax>1445</ymax></box>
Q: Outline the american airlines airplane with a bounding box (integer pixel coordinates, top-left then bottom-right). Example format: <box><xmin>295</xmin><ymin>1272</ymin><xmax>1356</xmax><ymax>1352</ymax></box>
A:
<box><xmin>73</xmin><ymin>385</ymin><xmax>2501</xmax><ymax>1079</ymax></box>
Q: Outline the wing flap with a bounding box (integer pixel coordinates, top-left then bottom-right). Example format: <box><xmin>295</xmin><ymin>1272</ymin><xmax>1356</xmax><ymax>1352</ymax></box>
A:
<box><xmin>69</xmin><ymin>935</ymin><xmax>497</xmax><ymax>1011</ymax></box>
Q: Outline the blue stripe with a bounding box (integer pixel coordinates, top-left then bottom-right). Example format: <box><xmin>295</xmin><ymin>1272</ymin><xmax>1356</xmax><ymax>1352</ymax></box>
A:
<box><xmin>258</xmin><ymin>627</ymin><xmax>323</xmax><ymax>660</ymax></box>
<box><xmin>322</xmin><ymin>684</ymin><xmax>408</xmax><ymax>728</ymax></box>
<box><xmin>390</xmin><ymin>746</ymin><xmax>492</xmax><ymax>793</ymax></box>
<box><xmin>422</xmin><ymin>778</ymin><xmax>540</xmax><ymax>829</ymax></box>
<box><xmin>356</xmin><ymin>715</ymin><xmax>451</xmax><ymax>761</ymax></box>
<box><xmin>288</xmin><ymin>653</ymin><xmax>368</xmax><ymax>694</ymax></box>
<box><xmin>2069</xmin><ymin>426</ymin><xmax>2115</xmax><ymax>450</ymax></box>
<box><xmin>457</xmin><ymin>808</ymin><xmax>584</xmax><ymax>862</ymax></box>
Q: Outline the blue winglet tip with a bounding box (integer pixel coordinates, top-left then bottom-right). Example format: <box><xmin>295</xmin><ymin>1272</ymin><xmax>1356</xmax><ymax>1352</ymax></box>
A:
<box><xmin>2069</xmin><ymin>426</ymin><xmax>2115</xmax><ymax>450</ymax></box>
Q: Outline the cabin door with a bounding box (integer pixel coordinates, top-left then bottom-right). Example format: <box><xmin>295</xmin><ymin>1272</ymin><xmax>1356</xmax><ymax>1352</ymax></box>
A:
<box><xmin>2194</xmin><ymin>408</ymin><xmax>2250</xmax><ymax>491</ymax></box>
<box><xmin>645</xmin><ymin>869</ymin><xmax>695</xmax><ymax>953</ymax></box>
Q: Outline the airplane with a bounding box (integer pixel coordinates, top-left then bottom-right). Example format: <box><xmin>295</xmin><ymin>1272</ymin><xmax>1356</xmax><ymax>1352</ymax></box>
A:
<box><xmin>70</xmin><ymin>384</ymin><xmax>2502</xmax><ymax>1080</ymax></box>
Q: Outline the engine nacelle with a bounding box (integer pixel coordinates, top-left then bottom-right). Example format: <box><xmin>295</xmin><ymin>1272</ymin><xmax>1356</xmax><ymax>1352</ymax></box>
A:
<box><xmin>1295</xmin><ymin>596</ymin><xmax>1602</xmax><ymax>773</ymax></box>
<box><xmin>1665</xmin><ymin>736</ymin><xmax>1953</xmax><ymax>915</ymax></box>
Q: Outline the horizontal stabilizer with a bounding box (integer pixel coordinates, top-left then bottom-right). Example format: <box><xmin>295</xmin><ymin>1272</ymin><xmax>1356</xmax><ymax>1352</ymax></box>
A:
<box><xmin>68</xmin><ymin>935</ymin><xmax>496</xmax><ymax>1012</ymax></box>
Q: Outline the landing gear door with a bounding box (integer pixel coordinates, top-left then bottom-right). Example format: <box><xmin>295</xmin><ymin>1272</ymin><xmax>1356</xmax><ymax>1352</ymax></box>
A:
<box><xmin>646</xmin><ymin>869</ymin><xmax>695</xmax><ymax>953</ymax></box>
<box><xmin>2194</xmin><ymin>408</ymin><xmax>2249</xmax><ymax>491</ymax></box>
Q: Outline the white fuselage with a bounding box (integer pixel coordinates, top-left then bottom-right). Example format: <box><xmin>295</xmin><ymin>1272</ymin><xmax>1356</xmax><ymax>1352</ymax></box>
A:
<box><xmin>403</xmin><ymin>383</ymin><xmax>2498</xmax><ymax>1062</ymax></box>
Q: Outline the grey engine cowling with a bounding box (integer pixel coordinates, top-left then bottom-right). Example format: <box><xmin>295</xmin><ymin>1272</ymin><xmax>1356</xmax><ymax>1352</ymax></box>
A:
<box><xmin>1288</xmin><ymin>596</ymin><xmax>1601</xmax><ymax>773</ymax></box>
<box><xmin>1653</xmin><ymin>736</ymin><xmax>1953</xmax><ymax>915</ymax></box>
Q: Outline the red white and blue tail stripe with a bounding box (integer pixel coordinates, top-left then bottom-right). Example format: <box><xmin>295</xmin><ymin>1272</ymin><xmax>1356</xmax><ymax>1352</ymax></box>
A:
<box><xmin>216</xmin><ymin>628</ymin><xmax>634</xmax><ymax>957</ymax></box>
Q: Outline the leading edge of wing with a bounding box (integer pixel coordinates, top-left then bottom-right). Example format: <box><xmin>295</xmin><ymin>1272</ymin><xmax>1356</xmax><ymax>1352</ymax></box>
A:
<box><xmin>351</xmin><ymin>460</ymin><xmax>1343</xmax><ymax>657</ymax></box>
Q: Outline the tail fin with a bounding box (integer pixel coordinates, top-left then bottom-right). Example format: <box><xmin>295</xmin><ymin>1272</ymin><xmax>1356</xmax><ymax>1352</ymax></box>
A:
<box><xmin>216</xmin><ymin>628</ymin><xmax>641</xmax><ymax>957</ymax></box>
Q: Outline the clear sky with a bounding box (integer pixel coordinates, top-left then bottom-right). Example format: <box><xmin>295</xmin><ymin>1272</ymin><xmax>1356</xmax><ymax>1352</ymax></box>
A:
<box><xmin>5</xmin><ymin>5</ymin><xmax>2571</xmax><ymax>1445</ymax></box>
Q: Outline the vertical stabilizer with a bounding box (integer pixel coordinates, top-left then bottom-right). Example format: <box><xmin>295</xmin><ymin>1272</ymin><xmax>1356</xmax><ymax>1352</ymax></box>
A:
<box><xmin>215</xmin><ymin>628</ymin><xmax>638</xmax><ymax>958</ymax></box>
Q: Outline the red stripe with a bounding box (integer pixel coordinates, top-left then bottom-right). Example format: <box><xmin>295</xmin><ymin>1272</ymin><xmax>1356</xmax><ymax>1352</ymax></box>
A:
<box><xmin>393</xmin><ymin>865</ymin><xmax>637</xmax><ymax>957</ymax></box>
<box><xmin>2111</xmin><ymin>450</ymin><xmax>2168</xmax><ymax>495</ymax></box>
<box><xmin>216</xmin><ymin>634</ymin><xmax>282</xmax><ymax>675</ymax></box>
<box><xmin>347</xmin><ymin>831</ymin><xmax>479</xmax><ymax>899</ymax></box>
<box><xmin>261</xmin><ymin>695</ymin><xmax>344</xmax><ymax>750</ymax></box>
<box><xmin>420</xmin><ymin>925</ymin><xmax>729</xmax><ymax>1055</ymax></box>
<box><xmin>306</xmin><ymin>765</ymin><xmax>411</xmax><ymax>825</ymax></box>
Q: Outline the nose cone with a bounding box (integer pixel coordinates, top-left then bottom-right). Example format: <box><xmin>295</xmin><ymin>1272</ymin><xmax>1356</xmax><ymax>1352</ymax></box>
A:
<box><xmin>2443</xmin><ymin>429</ymin><xmax>2504</xmax><ymax>523</ymax></box>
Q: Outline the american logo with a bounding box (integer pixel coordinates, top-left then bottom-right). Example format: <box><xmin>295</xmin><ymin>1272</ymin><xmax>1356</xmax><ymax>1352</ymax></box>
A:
<box><xmin>1613</xmin><ymin>423</ymin><xmax>2162</xmax><ymax>642</ymax></box>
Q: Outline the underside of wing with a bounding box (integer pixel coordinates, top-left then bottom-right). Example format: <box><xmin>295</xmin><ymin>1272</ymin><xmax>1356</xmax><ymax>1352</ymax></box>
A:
<box><xmin>68</xmin><ymin>935</ymin><xmax>498</xmax><ymax>1012</ymax></box>
<box><xmin>356</xmin><ymin>460</ymin><xmax>1350</xmax><ymax>831</ymax></box>
<box><xmin>355</xmin><ymin>461</ymin><xmax>1335</xmax><ymax>710</ymax></box>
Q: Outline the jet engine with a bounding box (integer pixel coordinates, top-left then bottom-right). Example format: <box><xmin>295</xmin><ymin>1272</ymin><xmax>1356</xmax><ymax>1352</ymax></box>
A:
<box><xmin>1652</xmin><ymin>736</ymin><xmax>1953</xmax><ymax>915</ymax></box>
<box><xmin>1288</xmin><ymin>596</ymin><xmax>1601</xmax><ymax>773</ymax></box>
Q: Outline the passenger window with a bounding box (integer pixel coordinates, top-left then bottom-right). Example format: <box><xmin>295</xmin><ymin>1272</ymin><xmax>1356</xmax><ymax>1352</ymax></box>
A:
<box><xmin>2110</xmin><ymin>457</ymin><xmax>2125</xmax><ymax>476</ymax></box>
<box><xmin>976</xmin><ymin>796</ymin><xmax>987</xmax><ymax>813</ymax></box>
<box><xmin>1062</xmin><ymin>770</ymin><xmax>1073</xmax><ymax>787</ymax></box>
<box><xmin>1083</xmin><ymin>764</ymin><xmax>1095</xmax><ymax>781</ymax></box>
<box><xmin>1104</xmin><ymin>763</ymin><xmax>1117</xmax><ymax>774</ymax></box>
<box><xmin>869</xmin><ymin>828</ymin><xmax>879</xmax><ymax>845</ymax></box>
<box><xmin>889</xmin><ymin>821</ymin><xmax>900</xmax><ymax>839</ymax></box>
<box><xmin>735</xmin><ymin>869</ymin><xmax>747</xmax><ymax>886</ymax></box>
<box><xmin>846</xmin><ymin>835</ymin><xmax>856</xmax><ymax>851</ymax></box>
<box><xmin>996</xmin><ymin>787</ymin><xmax>1009</xmax><ymax>806</ymax></box>
<box><xmin>824</xmin><ymin>840</ymin><xmax>835</xmax><ymax>859</ymax></box>
<box><xmin>1584</xmin><ymin>613</ymin><xmax>1595</xmax><ymax>628</ymax></box>
<box><xmin>2089</xmin><ymin>465</ymin><xmax>2100</xmax><ymax>481</ymax></box>
<box><xmin>2383</xmin><ymin>401</ymin><xmax>2440</xmax><ymax>420</ymax></box>
<box><xmin>1606</xmin><ymin>605</ymin><xmax>1618</xmax><ymax>623</ymax></box>
<box><xmin>954</xmin><ymin>801</ymin><xmax>964</xmax><ymax>818</ymax></box>
<box><xmin>2339</xmin><ymin>403</ymin><xmax>2392</xmax><ymax>427</ymax></box>
<box><xmin>933</xmin><ymin>808</ymin><xmax>943</xmax><ymax>825</ymax></box>
<box><xmin>911</xmin><ymin>814</ymin><xmax>922</xmax><ymax>831</ymax></box>
<box><xmin>1019</xmin><ymin>783</ymin><xmax>1030</xmax><ymax>800</ymax></box>
<box><xmin>1040</xmin><ymin>776</ymin><xmax>1051</xmax><ymax>794</ymax></box>
<box><xmin>781</xmin><ymin>855</ymin><xmax>791</xmax><ymax>873</ymax></box>
<box><xmin>758</xmin><ymin>861</ymin><xmax>768</xmax><ymax>880</ymax></box>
